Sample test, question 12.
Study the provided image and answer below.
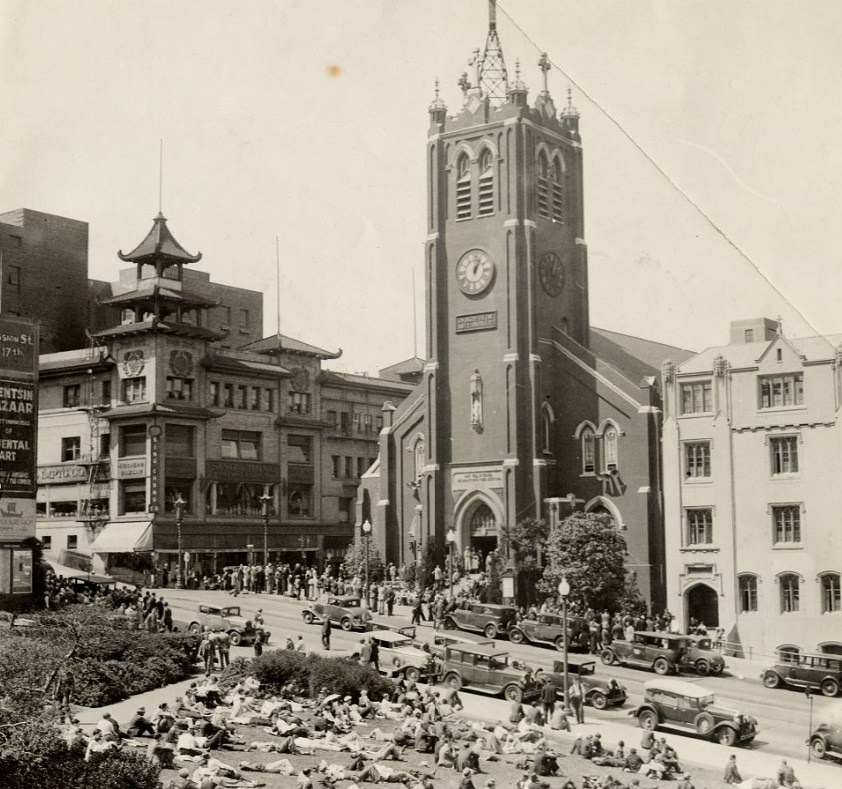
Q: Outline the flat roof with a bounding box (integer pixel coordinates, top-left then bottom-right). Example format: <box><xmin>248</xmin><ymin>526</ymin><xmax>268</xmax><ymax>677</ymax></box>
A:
<box><xmin>644</xmin><ymin>678</ymin><xmax>713</xmax><ymax>698</ymax></box>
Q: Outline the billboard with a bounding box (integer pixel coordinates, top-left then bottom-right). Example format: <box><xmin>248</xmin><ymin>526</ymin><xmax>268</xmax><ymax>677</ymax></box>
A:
<box><xmin>0</xmin><ymin>315</ymin><xmax>37</xmax><ymax>547</ymax></box>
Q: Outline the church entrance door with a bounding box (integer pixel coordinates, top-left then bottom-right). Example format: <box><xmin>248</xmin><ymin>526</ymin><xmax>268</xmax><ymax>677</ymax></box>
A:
<box><xmin>685</xmin><ymin>583</ymin><xmax>719</xmax><ymax>628</ymax></box>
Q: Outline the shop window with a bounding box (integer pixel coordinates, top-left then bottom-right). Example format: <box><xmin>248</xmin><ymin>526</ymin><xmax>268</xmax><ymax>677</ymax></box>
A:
<box><xmin>221</xmin><ymin>430</ymin><xmax>260</xmax><ymax>460</ymax></box>
<box><xmin>120</xmin><ymin>424</ymin><xmax>146</xmax><ymax>457</ymax></box>
<box><xmin>61</xmin><ymin>436</ymin><xmax>81</xmax><ymax>462</ymax></box>
<box><xmin>288</xmin><ymin>486</ymin><xmax>312</xmax><ymax>517</ymax></box>
<box><xmin>165</xmin><ymin>424</ymin><xmax>195</xmax><ymax>457</ymax></box>
<box><xmin>287</xmin><ymin>434</ymin><xmax>312</xmax><ymax>464</ymax></box>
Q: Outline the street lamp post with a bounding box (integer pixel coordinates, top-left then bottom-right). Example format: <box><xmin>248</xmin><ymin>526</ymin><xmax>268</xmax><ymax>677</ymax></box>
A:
<box><xmin>260</xmin><ymin>491</ymin><xmax>272</xmax><ymax>569</ymax></box>
<box><xmin>174</xmin><ymin>494</ymin><xmax>186</xmax><ymax>590</ymax></box>
<box><xmin>558</xmin><ymin>576</ymin><xmax>572</xmax><ymax>714</ymax></box>
<box><xmin>362</xmin><ymin>519</ymin><xmax>372</xmax><ymax>607</ymax></box>
<box><xmin>806</xmin><ymin>688</ymin><xmax>814</xmax><ymax>762</ymax></box>
<box><xmin>446</xmin><ymin>528</ymin><xmax>456</xmax><ymax>599</ymax></box>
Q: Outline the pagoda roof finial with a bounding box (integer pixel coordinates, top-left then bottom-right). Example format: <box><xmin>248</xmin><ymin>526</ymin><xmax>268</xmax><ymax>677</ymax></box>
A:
<box><xmin>561</xmin><ymin>85</ymin><xmax>580</xmax><ymax>118</ymax></box>
<box><xmin>118</xmin><ymin>213</ymin><xmax>202</xmax><ymax>266</ymax></box>
<box><xmin>428</xmin><ymin>78</ymin><xmax>447</xmax><ymax>114</ymax></box>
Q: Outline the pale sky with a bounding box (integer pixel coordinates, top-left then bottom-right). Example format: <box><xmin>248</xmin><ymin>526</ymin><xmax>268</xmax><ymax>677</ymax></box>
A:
<box><xmin>2</xmin><ymin>1</ymin><xmax>841</xmax><ymax>373</ymax></box>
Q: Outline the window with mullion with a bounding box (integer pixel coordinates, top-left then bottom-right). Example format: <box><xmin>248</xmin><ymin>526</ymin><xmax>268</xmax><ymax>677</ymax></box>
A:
<box><xmin>686</xmin><ymin>508</ymin><xmax>713</xmax><ymax>545</ymax></box>
<box><xmin>770</xmin><ymin>436</ymin><xmax>798</xmax><ymax>475</ymax></box>
<box><xmin>685</xmin><ymin>441</ymin><xmax>711</xmax><ymax>478</ymax></box>
<box><xmin>773</xmin><ymin>505</ymin><xmax>801</xmax><ymax>544</ymax></box>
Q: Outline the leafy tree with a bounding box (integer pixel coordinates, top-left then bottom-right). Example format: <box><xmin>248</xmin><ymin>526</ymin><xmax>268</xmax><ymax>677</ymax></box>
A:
<box><xmin>343</xmin><ymin>538</ymin><xmax>385</xmax><ymax>584</ymax></box>
<box><xmin>499</xmin><ymin>517</ymin><xmax>549</xmax><ymax>569</ymax></box>
<box><xmin>414</xmin><ymin>541</ymin><xmax>436</xmax><ymax>591</ymax></box>
<box><xmin>540</xmin><ymin>511</ymin><xmax>639</xmax><ymax>613</ymax></box>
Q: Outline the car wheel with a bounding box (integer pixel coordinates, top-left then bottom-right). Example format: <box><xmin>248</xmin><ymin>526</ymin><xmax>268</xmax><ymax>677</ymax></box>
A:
<box><xmin>717</xmin><ymin>727</ymin><xmax>738</xmax><ymax>747</ymax></box>
<box><xmin>509</xmin><ymin>629</ymin><xmax>524</xmax><ymax>644</ymax></box>
<box><xmin>638</xmin><ymin>709</ymin><xmax>657</xmax><ymax>730</ymax></box>
<box><xmin>653</xmin><ymin>658</ymin><xmax>670</xmax><ymax>675</ymax></box>
<box><xmin>811</xmin><ymin>737</ymin><xmax>827</xmax><ymax>760</ymax></box>
<box><xmin>302</xmin><ymin>611</ymin><xmax>315</xmax><ymax>624</ymax></box>
<box><xmin>695</xmin><ymin>659</ymin><xmax>710</xmax><ymax>675</ymax></box>
<box><xmin>555</xmin><ymin>636</ymin><xmax>567</xmax><ymax>652</ymax></box>
<box><xmin>503</xmin><ymin>684</ymin><xmax>524</xmax><ymax>703</ymax></box>
<box><xmin>711</xmin><ymin>662</ymin><xmax>725</xmax><ymax>675</ymax></box>
<box><xmin>484</xmin><ymin>624</ymin><xmax>498</xmax><ymax>639</ymax></box>
<box><xmin>762</xmin><ymin>672</ymin><xmax>781</xmax><ymax>689</ymax></box>
<box><xmin>404</xmin><ymin>666</ymin><xmax>420</xmax><ymax>683</ymax></box>
<box><xmin>188</xmin><ymin>623</ymin><xmax>202</xmax><ymax>635</ymax></box>
<box><xmin>821</xmin><ymin>679</ymin><xmax>839</xmax><ymax>697</ymax></box>
<box><xmin>600</xmin><ymin>649</ymin><xmax>616</xmax><ymax>666</ymax></box>
<box><xmin>590</xmin><ymin>691</ymin><xmax>607</xmax><ymax>710</ymax></box>
<box><xmin>229</xmin><ymin>630</ymin><xmax>242</xmax><ymax>646</ymax></box>
<box><xmin>340</xmin><ymin>617</ymin><xmax>353</xmax><ymax>631</ymax></box>
<box><xmin>444</xmin><ymin>672</ymin><xmax>462</xmax><ymax>690</ymax></box>
<box><xmin>695</xmin><ymin>712</ymin><xmax>714</xmax><ymax>735</ymax></box>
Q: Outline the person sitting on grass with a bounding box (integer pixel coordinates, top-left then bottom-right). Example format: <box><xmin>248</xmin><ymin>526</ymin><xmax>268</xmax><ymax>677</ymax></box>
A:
<box><xmin>127</xmin><ymin>706</ymin><xmax>156</xmax><ymax>738</ymax></box>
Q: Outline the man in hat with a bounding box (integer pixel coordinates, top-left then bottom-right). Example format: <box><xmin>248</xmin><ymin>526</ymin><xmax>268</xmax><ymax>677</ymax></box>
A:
<box><xmin>321</xmin><ymin>615</ymin><xmax>332</xmax><ymax>650</ymax></box>
<box><xmin>127</xmin><ymin>706</ymin><xmax>156</xmax><ymax>738</ymax></box>
<box><xmin>723</xmin><ymin>753</ymin><xmax>742</xmax><ymax>784</ymax></box>
<box><xmin>459</xmin><ymin>767</ymin><xmax>477</xmax><ymax>789</ymax></box>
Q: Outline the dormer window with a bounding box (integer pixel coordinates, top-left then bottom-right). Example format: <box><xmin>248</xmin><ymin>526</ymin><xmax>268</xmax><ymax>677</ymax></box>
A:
<box><xmin>478</xmin><ymin>148</ymin><xmax>494</xmax><ymax>217</ymax></box>
<box><xmin>456</xmin><ymin>153</ymin><xmax>471</xmax><ymax>220</ymax></box>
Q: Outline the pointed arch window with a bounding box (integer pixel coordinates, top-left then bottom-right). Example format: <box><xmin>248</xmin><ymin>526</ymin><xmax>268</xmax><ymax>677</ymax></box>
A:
<box><xmin>469</xmin><ymin>502</ymin><xmax>496</xmax><ymax>536</ymax></box>
<box><xmin>413</xmin><ymin>438</ymin><xmax>426</xmax><ymax>480</ymax></box>
<box><xmin>603</xmin><ymin>426</ymin><xmax>619</xmax><ymax>472</ymax></box>
<box><xmin>581</xmin><ymin>426</ymin><xmax>596</xmax><ymax>474</ymax></box>
<box><xmin>456</xmin><ymin>153</ymin><xmax>472</xmax><ymax>220</ymax></box>
<box><xmin>478</xmin><ymin>148</ymin><xmax>494</xmax><ymax>217</ymax></box>
<box><xmin>542</xmin><ymin>403</ymin><xmax>555</xmax><ymax>454</ymax></box>
<box><xmin>779</xmin><ymin>573</ymin><xmax>800</xmax><ymax>613</ymax></box>
<box><xmin>536</xmin><ymin>152</ymin><xmax>550</xmax><ymax>219</ymax></box>
<box><xmin>821</xmin><ymin>572</ymin><xmax>841</xmax><ymax>613</ymax></box>
<box><xmin>551</xmin><ymin>156</ymin><xmax>564</xmax><ymax>222</ymax></box>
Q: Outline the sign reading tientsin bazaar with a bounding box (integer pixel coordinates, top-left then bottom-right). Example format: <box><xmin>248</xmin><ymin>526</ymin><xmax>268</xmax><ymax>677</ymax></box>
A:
<box><xmin>455</xmin><ymin>311</ymin><xmax>497</xmax><ymax>333</ymax></box>
<box><xmin>0</xmin><ymin>315</ymin><xmax>38</xmax><ymax>593</ymax></box>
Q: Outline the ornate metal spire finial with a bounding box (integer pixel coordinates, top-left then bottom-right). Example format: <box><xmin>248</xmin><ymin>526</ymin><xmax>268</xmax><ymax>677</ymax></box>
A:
<box><xmin>429</xmin><ymin>78</ymin><xmax>447</xmax><ymax>114</ymax></box>
<box><xmin>561</xmin><ymin>85</ymin><xmax>580</xmax><ymax>118</ymax></box>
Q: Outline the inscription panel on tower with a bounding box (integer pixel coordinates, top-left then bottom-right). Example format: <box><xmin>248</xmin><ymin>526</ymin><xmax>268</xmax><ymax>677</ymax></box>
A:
<box><xmin>455</xmin><ymin>311</ymin><xmax>497</xmax><ymax>333</ymax></box>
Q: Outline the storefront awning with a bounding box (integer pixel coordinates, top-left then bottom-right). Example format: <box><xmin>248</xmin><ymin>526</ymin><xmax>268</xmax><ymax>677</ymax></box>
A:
<box><xmin>89</xmin><ymin>521</ymin><xmax>153</xmax><ymax>554</ymax></box>
<box><xmin>45</xmin><ymin>559</ymin><xmax>114</xmax><ymax>584</ymax></box>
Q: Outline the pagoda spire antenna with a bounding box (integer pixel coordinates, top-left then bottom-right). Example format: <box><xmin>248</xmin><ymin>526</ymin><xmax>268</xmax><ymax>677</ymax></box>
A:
<box><xmin>158</xmin><ymin>139</ymin><xmax>164</xmax><ymax>214</ymax></box>
<box><xmin>275</xmin><ymin>236</ymin><xmax>282</xmax><ymax>354</ymax></box>
<box><xmin>412</xmin><ymin>269</ymin><xmax>418</xmax><ymax>359</ymax></box>
<box><xmin>478</xmin><ymin>0</ymin><xmax>508</xmax><ymax>106</ymax></box>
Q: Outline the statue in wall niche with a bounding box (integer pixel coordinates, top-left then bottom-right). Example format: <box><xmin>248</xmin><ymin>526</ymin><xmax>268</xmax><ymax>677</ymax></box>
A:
<box><xmin>470</xmin><ymin>369</ymin><xmax>483</xmax><ymax>431</ymax></box>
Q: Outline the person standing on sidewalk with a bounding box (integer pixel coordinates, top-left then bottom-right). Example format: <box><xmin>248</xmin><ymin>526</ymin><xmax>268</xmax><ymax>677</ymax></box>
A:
<box><xmin>197</xmin><ymin>633</ymin><xmax>214</xmax><ymax>675</ymax></box>
<box><xmin>569</xmin><ymin>677</ymin><xmax>585</xmax><ymax>724</ymax></box>
<box><xmin>321</xmin><ymin>617</ymin><xmax>331</xmax><ymax>650</ymax></box>
<box><xmin>540</xmin><ymin>679</ymin><xmax>556</xmax><ymax>721</ymax></box>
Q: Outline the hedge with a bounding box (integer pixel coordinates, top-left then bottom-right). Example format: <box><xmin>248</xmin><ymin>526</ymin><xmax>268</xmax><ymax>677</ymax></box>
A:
<box><xmin>220</xmin><ymin>649</ymin><xmax>393</xmax><ymax>700</ymax></box>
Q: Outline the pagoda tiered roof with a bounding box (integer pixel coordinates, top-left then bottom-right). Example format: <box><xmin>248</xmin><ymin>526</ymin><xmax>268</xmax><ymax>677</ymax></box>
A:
<box><xmin>118</xmin><ymin>212</ymin><xmax>202</xmax><ymax>266</ymax></box>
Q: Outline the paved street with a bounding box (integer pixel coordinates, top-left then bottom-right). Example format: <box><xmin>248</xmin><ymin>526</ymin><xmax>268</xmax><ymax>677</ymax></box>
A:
<box><xmin>148</xmin><ymin>585</ymin><xmax>839</xmax><ymax>782</ymax></box>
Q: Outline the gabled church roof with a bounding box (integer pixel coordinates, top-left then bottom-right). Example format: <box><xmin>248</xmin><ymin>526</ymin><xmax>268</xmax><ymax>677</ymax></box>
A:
<box><xmin>118</xmin><ymin>213</ymin><xmax>202</xmax><ymax>265</ymax></box>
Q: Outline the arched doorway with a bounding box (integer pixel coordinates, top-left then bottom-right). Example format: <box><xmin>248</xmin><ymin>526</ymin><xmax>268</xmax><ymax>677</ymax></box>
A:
<box><xmin>468</xmin><ymin>502</ymin><xmax>497</xmax><ymax>556</ymax></box>
<box><xmin>685</xmin><ymin>583</ymin><xmax>719</xmax><ymax>628</ymax></box>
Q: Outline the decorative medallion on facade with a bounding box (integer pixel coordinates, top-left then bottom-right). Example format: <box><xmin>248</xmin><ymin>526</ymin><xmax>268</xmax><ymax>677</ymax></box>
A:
<box><xmin>290</xmin><ymin>367</ymin><xmax>310</xmax><ymax>393</ymax></box>
<box><xmin>169</xmin><ymin>349</ymin><xmax>194</xmax><ymax>377</ymax></box>
<box><xmin>121</xmin><ymin>350</ymin><xmax>145</xmax><ymax>377</ymax></box>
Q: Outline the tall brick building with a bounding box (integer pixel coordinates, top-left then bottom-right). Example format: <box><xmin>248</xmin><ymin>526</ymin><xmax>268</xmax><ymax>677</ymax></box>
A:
<box><xmin>0</xmin><ymin>209</ymin><xmax>89</xmax><ymax>353</ymax></box>
<box><xmin>363</xmin><ymin>3</ymin><xmax>692</xmax><ymax>609</ymax></box>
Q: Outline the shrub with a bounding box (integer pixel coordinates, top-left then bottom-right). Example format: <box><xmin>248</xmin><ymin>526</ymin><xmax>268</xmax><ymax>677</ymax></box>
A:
<box><xmin>230</xmin><ymin>649</ymin><xmax>392</xmax><ymax>701</ymax></box>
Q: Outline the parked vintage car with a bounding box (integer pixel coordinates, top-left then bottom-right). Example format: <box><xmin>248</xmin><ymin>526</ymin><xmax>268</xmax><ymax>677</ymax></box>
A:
<box><xmin>761</xmin><ymin>652</ymin><xmax>842</xmax><ymax>697</ymax></box>
<box><xmin>301</xmin><ymin>595</ymin><xmax>369</xmax><ymax>631</ymax></box>
<box><xmin>535</xmin><ymin>655</ymin><xmax>627</xmax><ymax>710</ymax></box>
<box><xmin>438</xmin><ymin>644</ymin><xmax>541</xmax><ymax>703</ymax></box>
<box><xmin>685</xmin><ymin>634</ymin><xmax>726</xmax><ymax>676</ymax></box>
<box><xmin>187</xmin><ymin>605</ymin><xmax>265</xmax><ymax>645</ymax></box>
<box><xmin>351</xmin><ymin>630</ymin><xmax>439</xmax><ymax>682</ymax></box>
<box><xmin>809</xmin><ymin>719</ymin><xmax>842</xmax><ymax>761</ymax></box>
<box><xmin>631</xmin><ymin>679</ymin><xmax>758</xmax><ymax>746</ymax></box>
<box><xmin>601</xmin><ymin>631</ymin><xmax>688</xmax><ymax>675</ymax></box>
<box><xmin>444</xmin><ymin>603</ymin><xmax>518</xmax><ymax>639</ymax></box>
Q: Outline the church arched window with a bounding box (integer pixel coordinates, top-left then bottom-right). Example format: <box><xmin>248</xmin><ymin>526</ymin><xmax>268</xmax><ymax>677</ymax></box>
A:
<box><xmin>537</xmin><ymin>151</ymin><xmax>550</xmax><ymax>218</ymax></box>
<box><xmin>456</xmin><ymin>153</ymin><xmax>471</xmax><ymax>220</ymax></box>
<box><xmin>581</xmin><ymin>426</ymin><xmax>596</xmax><ymax>474</ymax></box>
<box><xmin>603</xmin><ymin>425</ymin><xmax>619</xmax><ymax>472</ymax></box>
<box><xmin>551</xmin><ymin>155</ymin><xmax>564</xmax><ymax>222</ymax></box>
<box><xmin>478</xmin><ymin>148</ymin><xmax>494</xmax><ymax>217</ymax></box>
<box><xmin>542</xmin><ymin>402</ymin><xmax>555</xmax><ymax>454</ymax></box>
<box><xmin>413</xmin><ymin>438</ymin><xmax>425</xmax><ymax>480</ymax></box>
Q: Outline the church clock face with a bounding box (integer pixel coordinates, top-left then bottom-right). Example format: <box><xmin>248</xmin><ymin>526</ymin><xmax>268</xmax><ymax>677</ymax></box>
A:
<box><xmin>539</xmin><ymin>251</ymin><xmax>565</xmax><ymax>296</ymax></box>
<box><xmin>455</xmin><ymin>249</ymin><xmax>495</xmax><ymax>295</ymax></box>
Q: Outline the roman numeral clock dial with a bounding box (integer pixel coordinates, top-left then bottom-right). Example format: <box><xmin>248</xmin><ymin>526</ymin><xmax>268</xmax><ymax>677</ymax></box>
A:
<box><xmin>456</xmin><ymin>249</ymin><xmax>495</xmax><ymax>295</ymax></box>
<box><xmin>539</xmin><ymin>251</ymin><xmax>566</xmax><ymax>296</ymax></box>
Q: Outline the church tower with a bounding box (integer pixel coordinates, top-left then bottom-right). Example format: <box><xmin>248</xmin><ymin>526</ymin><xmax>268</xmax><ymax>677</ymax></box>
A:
<box><xmin>420</xmin><ymin>0</ymin><xmax>588</xmax><ymax>557</ymax></box>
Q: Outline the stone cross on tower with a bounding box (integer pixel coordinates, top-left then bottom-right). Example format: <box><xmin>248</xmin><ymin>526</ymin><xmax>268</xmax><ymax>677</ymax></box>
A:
<box><xmin>538</xmin><ymin>52</ymin><xmax>551</xmax><ymax>94</ymax></box>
